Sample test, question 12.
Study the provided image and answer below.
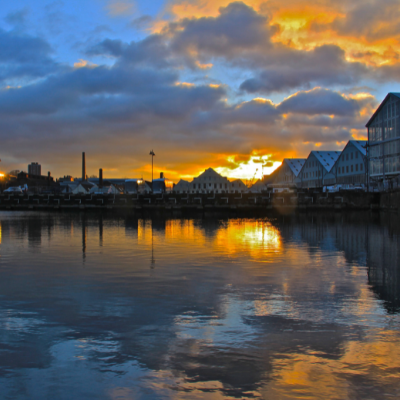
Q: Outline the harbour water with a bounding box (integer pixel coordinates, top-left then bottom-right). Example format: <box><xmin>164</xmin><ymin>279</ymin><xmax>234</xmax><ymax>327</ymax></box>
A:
<box><xmin>0</xmin><ymin>211</ymin><xmax>399</xmax><ymax>399</ymax></box>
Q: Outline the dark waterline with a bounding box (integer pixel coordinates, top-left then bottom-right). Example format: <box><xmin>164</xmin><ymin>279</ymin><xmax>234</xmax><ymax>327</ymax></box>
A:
<box><xmin>0</xmin><ymin>211</ymin><xmax>399</xmax><ymax>399</ymax></box>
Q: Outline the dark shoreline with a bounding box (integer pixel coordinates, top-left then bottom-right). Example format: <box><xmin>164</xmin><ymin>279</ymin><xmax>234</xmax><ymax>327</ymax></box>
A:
<box><xmin>0</xmin><ymin>190</ymin><xmax>399</xmax><ymax>214</ymax></box>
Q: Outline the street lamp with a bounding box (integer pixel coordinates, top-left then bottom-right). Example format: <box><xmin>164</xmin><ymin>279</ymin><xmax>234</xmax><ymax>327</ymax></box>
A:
<box><xmin>149</xmin><ymin>150</ymin><xmax>155</xmax><ymax>192</ymax></box>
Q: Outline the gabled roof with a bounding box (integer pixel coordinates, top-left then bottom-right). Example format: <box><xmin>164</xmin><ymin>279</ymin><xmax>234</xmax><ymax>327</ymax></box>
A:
<box><xmin>195</xmin><ymin>168</ymin><xmax>224</xmax><ymax>179</ymax></box>
<box><xmin>283</xmin><ymin>159</ymin><xmax>306</xmax><ymax>177</ymax></box>
<box><xmin>311</xmin><ymin>151</ymin><xmax>341</xmax><ymax>172</ymax></box>
<box><xmin>349</xmin><ymin>140</ymin><xmax>367</xmax><ymax>156</ymax></box>
<box><xmin>366</xmin><ymin>93</ymin><xmax>400</xmax><ymax>127</ymax></box>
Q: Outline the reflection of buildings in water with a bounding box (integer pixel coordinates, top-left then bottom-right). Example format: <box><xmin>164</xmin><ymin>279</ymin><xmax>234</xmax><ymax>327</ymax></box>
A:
<box><xmin>280</xmin><ymin>214</ymin><xmax>368</xmax><ymax>265</ymax></box>
<box><xmin>367</xmin><ymin>222</ymin><xmax>400</xmax><ymax>313</ymax></box>
<box><xmin>82</xmin><ymin>217</ymin><xmax>87</xmax><ymax>262</ymax></box>
<box><xmin>28</xmin><ymin>218</ymin><xmax>42</xmax><ymax>248</ymax></box>
<box><xmin>99</xmin><ymin>215</ymin><xmax>103</xmax><ymax>247</ymax></box>
<box><xmin>151</xmin><ymin>225</ymin><xmax>155</xmax><ymax>268</ymax></box>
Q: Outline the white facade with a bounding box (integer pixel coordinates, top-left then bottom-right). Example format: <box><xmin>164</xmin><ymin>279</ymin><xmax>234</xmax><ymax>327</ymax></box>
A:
<box><xmin>174</xmin><ymin>168</ymin><xmax>246</xmax><ymax>194</ymax></box>
<box><xmin>272</xmin><ymin>159</ymin><xmax>305</xmax><ymax>185</ymax></box>
<box><xmin>297</xmin><ymin>151</ymin><xmax>341</xmax><ymax>188</ymax></box>
<box><xmin>324</xmin><ymin>140</ymin><xmax>367</xmax><ymax>186</ymax></box>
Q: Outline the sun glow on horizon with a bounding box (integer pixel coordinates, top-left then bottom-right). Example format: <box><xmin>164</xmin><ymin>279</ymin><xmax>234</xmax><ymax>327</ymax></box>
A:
<box><xmin>215</xmin><ymin>155</ymin><xmax>282</xmax><ymax>181</ymax></box>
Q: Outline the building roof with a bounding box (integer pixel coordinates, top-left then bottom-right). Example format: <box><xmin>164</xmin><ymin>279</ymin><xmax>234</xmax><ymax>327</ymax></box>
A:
<box><xmin>311</xmin><ymin>151</ymin><xmax>341</xmax><ymax>172</ymax></box>
<box><xmin>283</xmin><ymin>159</ymin><xmax>306</xmax><ymax>177</ymax></box>
<box><xmin>349</xmin><ymin>140</ymin><xmax>367</xmax><ymax>155</ymax></box>
<box><xmin>366</xmin><ymin>93</ymin><xmax>400</xmax><ymax>127</ymax></box>
<box><xmin>194</xmin><ymin>168</ymin><xmax>226</xmax><ymax>180</ymax></box>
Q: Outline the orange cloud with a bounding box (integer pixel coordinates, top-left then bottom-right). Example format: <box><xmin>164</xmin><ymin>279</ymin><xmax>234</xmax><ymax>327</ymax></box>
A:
<box><xmin>157</xmin><ymin>0</ymin><xmax>400</xmax><ymax>68</ymax></box>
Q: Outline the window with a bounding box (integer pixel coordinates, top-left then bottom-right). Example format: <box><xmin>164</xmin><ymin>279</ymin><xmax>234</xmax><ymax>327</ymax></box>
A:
<box><xmin>351</xmin><ymin>165</ymin><xmax>353</xmax><ymax>172</ymax></box>
<box><xmin>356</xmin><ymin>152</ymin><xmax>358</xmax><ymax>159</ymax></box>
<box><xmin>220</xmin><ymin>183</ymin><xmax>222</xmax><ymax>188</ymax></box>
<box><xmin>360</xmin><ymin>164</ymin><xmax>363</xmax><ymax>171</ymax></box>
<box><xmin>346</xmin><ymin>166</ymin><xmax>349</xmax><ymax>173</ymax></box>
<box><xmin>342</xmin><ymin>167</ymin><xmax>345</xmax><ymax>174</ymax></box>
<box><xmin>356</xmin><ymin>164</ymin><xmax>358</xmax><ymax>172</ymax></box>
<box><xmin>214</xmin><ymin>183</ymin><xmax>217</xmax><ymax>188</ymax></box>
<box><xmin>351</xmin><ymin>152</ymin><xmax>353</xmax><ymax>160</ymax></box>
<box><xmin>225</xmin><ymin>183</ymin><xmax>227</xmax><ymax>188</ymax></box>
<box><xmin>203</xmin><ymin>183</ymin><xmax>206</xmax><ymax>189</ymax></box>
<box><xmin>346</xmin><ymin>154</ymin><xmax>349</xmax><ymax>161</ymax></box>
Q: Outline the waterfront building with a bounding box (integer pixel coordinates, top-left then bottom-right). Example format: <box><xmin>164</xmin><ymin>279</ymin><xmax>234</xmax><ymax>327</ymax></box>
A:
<box><xmin>173</xmin><ymin>179</ymin><xmax>190</xmax><ymax>194</ymax></box>
<box><xmin>270</xmin><ymin>159</ymin><xmax>305</xmax><ymax>186</ymax></box>
<box><xmin>323</xmin><ymin>140</ymin><xmax>367</xmax><ymax>187</ymax></box>
<box><xmin>125</xmin><ymin>179</ymin><xmax>151</xmax><ymax>194</ymax></box>
<box><xmin>72</xmin><ymin>182</ymin><xmax>94</xmax><ymax>194</ymax></box>
<box><xmin>366</xmin><ymin>93</ymin><xmax>400</xmax><ymax>186</ymax></box>
<box><xmin>28</xmin><ymin>162</ymin><xmax>41</xmax><ymax>177</ymax></box>
<box><xmin>187</xmin><ymin>168</ymin><xmax>246</xmax><ymax>194</ymax></box>
<box><xmin>297</xmin><ymin>151</ymin><xmax>341</xmax><ymax>188</ymax></box>
<box><xmin>89</xmin><ymin>181</ymin><xmax>123</xmax><ymax>194</ymax></box>
<box><xmin>152</xmin><ymin>173</ymin><xmax>174</xmax><ymax>194</ymax></box>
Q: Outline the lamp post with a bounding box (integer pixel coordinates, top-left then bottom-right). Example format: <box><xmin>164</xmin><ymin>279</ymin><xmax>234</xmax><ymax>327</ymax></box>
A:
<box><xmin>149</xmin><ymin>150</ymin><xmax>155</xmax><ymax>192</ymax></box>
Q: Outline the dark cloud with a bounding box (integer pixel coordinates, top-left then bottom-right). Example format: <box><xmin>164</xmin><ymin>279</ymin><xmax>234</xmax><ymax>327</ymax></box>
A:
<box><xmin>87</xmin><ymin>38</ymin><xmax>125</xmax><ymax>58</ymax></box>
<box><xmin>130</xmin><ymin>15</ymin><xmax>153</xmax><ymax>30</ymax></box>
<box><xmin>278</xmin><ymin>88</ymin><xmax>360</xmax><ymax>116</ymax></box>
<box><xmin>0</xmin><ymin>28</ymin><xmax>59</xmax><ymax>83</ymax></box>
<box><xmin>312</xmin><ymin>0</ymin><xmax>400</xmax><ymax>42</ymax></box>
<box><xmin>4</xmin><ymin>8</ymin><xmax>29</xmax><ymax>28</ymax></box>
<box><xmin>169</xmin><ymin>2</ymin><xmax>276</xmax><ymax>58</ymax></box>
<box><xmin>239</xmin><ymin>45</ymin><xmax>369</xmax><ymax>94</ymax></box>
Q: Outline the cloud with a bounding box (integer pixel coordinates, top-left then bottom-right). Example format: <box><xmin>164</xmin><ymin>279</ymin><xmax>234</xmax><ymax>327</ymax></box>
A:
<box><xmin>239</xmin><ymin>45</ymin><xmax>369</xmax><ymax>93</ymax></box>
<box><xmin>4</xmin><ymin>8</ymin><xmax>29</xmax><ymax>29</ymax></box>
<box><xmin>168</xmin><ymin>2</ymin><xmax>276</xmax><ymax>57</ymax></box>
<box><xmin>130</xmin><ymin>15</ymin><xmax>153</xmax><ymax>30</ymax></box>
<box><xmin>278</xmin><ymin>88</ymin><xmax>361</xmax><ymax>116</ymax></box>
<box><xmin>106</xmin><ymin>1</ymin><xmax>136</xmax><ymax>16</ymax></box>
<box><xmin>0</xmin><ymin>28</ymin><xmax>59</xmax><ymax>83</ymax></box>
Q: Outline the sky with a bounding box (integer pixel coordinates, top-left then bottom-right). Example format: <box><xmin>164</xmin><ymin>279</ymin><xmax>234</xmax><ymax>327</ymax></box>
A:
<box><xmin>0</xmin><ymin>0</ymin><xmax>399</xmax><ymax>182</ymax></box>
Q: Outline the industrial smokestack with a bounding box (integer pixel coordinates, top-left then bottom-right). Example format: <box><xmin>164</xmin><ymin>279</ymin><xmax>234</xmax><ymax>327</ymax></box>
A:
<box><xmin>99</xmin><ymin>168</ymin><xmax>103</xmax><ymax>187</ymax></box>
<box><xmin>82</xmin><ymin>152</ymin><xmax>86</xmax><ymax>181</ymax></box>
<box><xmin>160</xmin><ymin>172</ymin><xmax>164</xmax><ymax>179</ymax></box>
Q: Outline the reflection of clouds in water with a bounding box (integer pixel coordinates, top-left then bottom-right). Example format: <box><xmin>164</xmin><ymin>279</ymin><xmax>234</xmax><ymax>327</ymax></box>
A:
<box><xmin>0</xmin><ymin>309</ymin><xmax>45</xmax><ymax>334</ymax></box>
<box><xmin>0</xmin><ymin>213</ymin><xmax>399</xmax><ymax>398</ymax></box>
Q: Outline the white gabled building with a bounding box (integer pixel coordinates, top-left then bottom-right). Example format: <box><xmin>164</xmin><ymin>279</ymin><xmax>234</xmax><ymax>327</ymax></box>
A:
<box><xmin>175</xmin><ymin>168</ymin><xmax>246</xmax><ymax>194</ymax></box>
<box><xmin>297</xmin><ymin>151</ymin><xmax>341</xmax><ymax>188</ymax></box>
<box><xmin>271</xmin><ymin>158</ymin><xmax>306</xmax><ymax>186</ymax></box>
<box><xmin>323</xmin><ymin>140</ymin><xmax>367</xmax><ymax>186</ymax></box>
<box><xmin>173</xmin><ymin>179</ymin><xmax>190</xmax><ymax>194</ymax></box>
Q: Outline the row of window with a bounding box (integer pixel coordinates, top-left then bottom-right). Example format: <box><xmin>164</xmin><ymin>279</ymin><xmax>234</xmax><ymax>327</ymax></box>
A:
<box><xmin>338</xmin><ymin>164</ymin><xmax>364</xmax><ymax>174</ymax></box>
<box><xmin>192</xmin><ymin>182</ymin><xmax>237</xmax><ymax>189</ymax></box>
<box><xmin>369</xmin><ymin>156</ymin><xmax>400</xmax><ymax>175</ymax></box>
<box><xmin>369</xmin><ymin>140</ymin><xmax>400</xmax><ymax>157</ymax></box>
<box><xmin>341</xmin><ymin>151</ymin><xmax>360</xmax><ymax>161</ymax></box>
<box><xmin>304</xmin><ymin>171</ymin><xmax>321</xmax><ymax>179</ymax></box>
<box><xmin>196</xmin><ymin>176</ymin><xmax>228</xmax><ymax>182</ymax></box>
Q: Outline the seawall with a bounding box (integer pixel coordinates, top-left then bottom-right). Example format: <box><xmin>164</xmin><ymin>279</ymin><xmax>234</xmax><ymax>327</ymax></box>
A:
<box><xmin>0</xmin><ymin>191</ymin><xmax>390</xmax><ymax>214</ymax></box>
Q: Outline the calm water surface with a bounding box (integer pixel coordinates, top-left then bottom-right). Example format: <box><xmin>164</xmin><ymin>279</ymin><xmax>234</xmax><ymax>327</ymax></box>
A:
<box><xmin>0</xmin><ymin>211</ymin><xmax>400</xmax><ymax>399</ymax></box>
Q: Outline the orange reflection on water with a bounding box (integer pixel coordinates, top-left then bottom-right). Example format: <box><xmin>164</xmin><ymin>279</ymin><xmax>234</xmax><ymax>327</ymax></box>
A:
<box><xmin>214</xmin><ymin>219</ymin><xmax>282</xmax><ymax>259</ymax></box>
<box><xmin>264</xmin><ymin>332</ymin><xmax>400</xmax><ymax>399</ymax></box>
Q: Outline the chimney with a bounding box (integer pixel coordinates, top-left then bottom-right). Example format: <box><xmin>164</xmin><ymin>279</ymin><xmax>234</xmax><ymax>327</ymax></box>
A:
<box><xmin>48</xmin><ymin>171</ymin><xmax>51</xmax><ymax>180</ymax></box>
<box><xmin>99</xmin><ymin>168</ymin><xmax>103</xmax><ymax>187</ymax></box>
<box><xmin>82</xmin><ymin>152</ymin><xmax>86</xmax><ymax>181</ymax></box>
<box><xmin>160</xmin><ymin>172</ymin><xmax>164</xmax><ymax>179</ymax></box>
